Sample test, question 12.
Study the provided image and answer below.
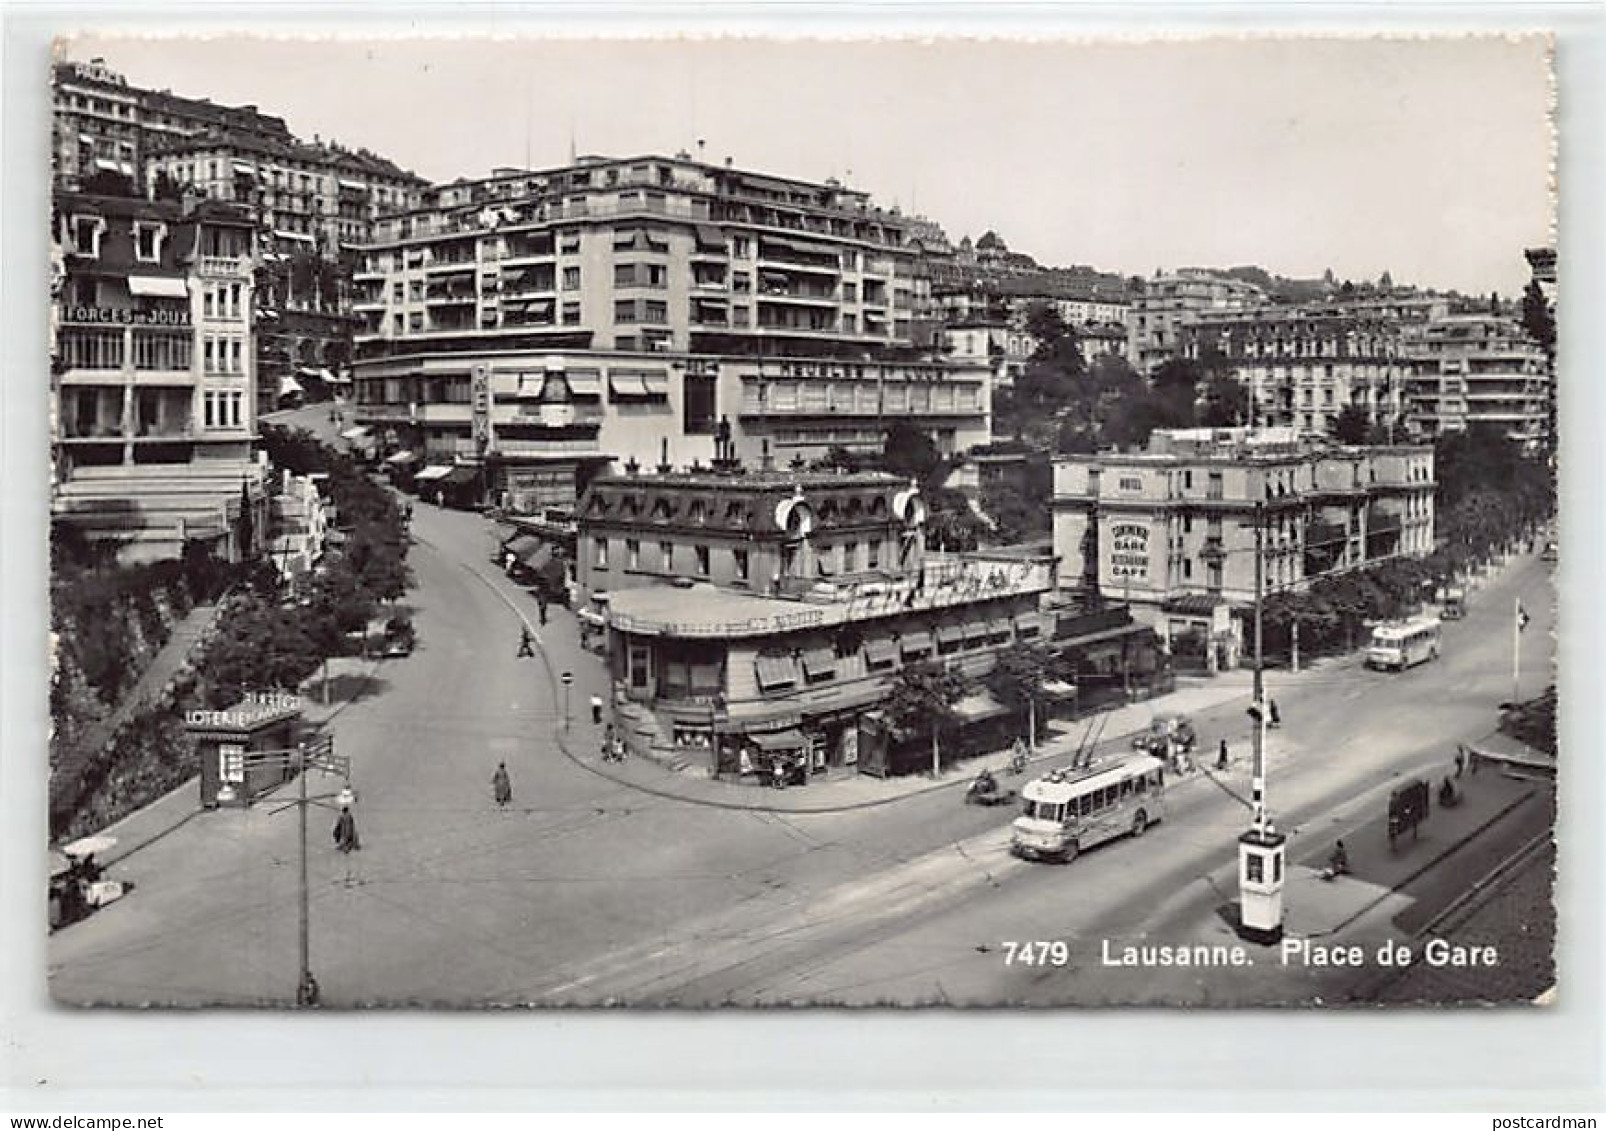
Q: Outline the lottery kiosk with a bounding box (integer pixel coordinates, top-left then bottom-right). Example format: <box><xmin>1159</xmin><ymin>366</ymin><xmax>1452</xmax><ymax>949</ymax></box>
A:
<box><xmin>187</xmin><ymin>693</ymin><xmax>304</xmax><ymax>808</ymax></box>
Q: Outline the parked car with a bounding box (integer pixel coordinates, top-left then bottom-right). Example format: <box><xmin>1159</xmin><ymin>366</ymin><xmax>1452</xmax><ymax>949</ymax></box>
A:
<box><xmin>1540</xmin><ymin>542</ymin><xmax>1558</xmax><ymax>563</ymax></box>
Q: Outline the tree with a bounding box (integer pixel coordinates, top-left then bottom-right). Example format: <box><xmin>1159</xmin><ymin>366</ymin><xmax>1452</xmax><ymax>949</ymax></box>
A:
<box><xmin>1378</xmin><ymin>269</ymin><xmax>1394</xmax><ymax>291</ymax></box>
<box><xmin>882</xmin><ymin>420</ymin><xmax>941</xmax><ymax>483</ymax></box>
<box><xmin>1489</xmin><ymin>291</ymin><xmax>1503</xmax><ymax>316</ymax></box>
<box><xmin>1520</xmin><ymin>279</ymin><xmax>1556</xmax><ymax>358</ymax></box>
<box><xmin>1198</xmin><ymin>374</ymin><xmax>1248</xmax><ymax>427</ymax></box>
<box><xmin>985</xmin><ymin>641</ymin><xmax>1058</xmax><ymax>748</ymax></box>
<box><xmin>1329</xmin><ymin>404</ymin><xmax>1372</xmax><ymax>445</ymax></box>
<box><xmin>885</xmin><ymin>660</ymin><xmax>970</xmax><ymax>777</ymax></box>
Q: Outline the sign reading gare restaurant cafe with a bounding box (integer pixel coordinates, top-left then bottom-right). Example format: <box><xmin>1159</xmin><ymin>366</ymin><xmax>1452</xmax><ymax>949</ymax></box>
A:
<box><xmin>1109</xmin><ymin>521</ymin><xmax>1151</xmax><ymax>583</ymax></box>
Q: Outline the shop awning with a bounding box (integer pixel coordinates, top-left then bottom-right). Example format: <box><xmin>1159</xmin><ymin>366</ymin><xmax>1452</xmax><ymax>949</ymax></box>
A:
<box><xmin>338</xmin><ymin>178</ymin><xmax>367</xmax><ymax>191</ymax></box>
<box><xmin>800</xmin><ymin>649</ymin><xmax>837</xmax><ymax>681</ymax></box>
<box><xmin>518</xmin><ymin>372</ymin><xmax>549</xmax><ymax>399</ymax></box>
<box><xmin>414</xmin><ymin>465</ymin><xmax>453</xmax><ymax>482</ymax></box>
<box><xmin>279</xmin><ymin>374</ymin><xmax>304</xmax><ymax>397</ymax></box>
<box><xmin>864</xmin><ymin>638</ymin><xmax>897</xmax><ymax>666</ymax></box>
<box><xmin>127</xmin><ymin>275</ymin><xmax>189</xmax><ymax>298</ymax></box>
<box><xmin>952</xmin><ymin>691</ymin><xmax>1009</xmax><ymax>724</ymax></box>
<box><xmin>321</xmin><ymin>368</ymin><xmax>349</xmax><ymax>384</ymax></box>
<box><xmin>440</xmin><ymin>466</ymin><xmax>478</xmax><ymax>488</ymax></box>
<box><xmin>608</xmin><ymin>373</ymin><xmax>650</xmax><ymax>398</ymax></box>
<box><xmin>233</xmin><ymin>161</ymin><xmax>255</xmax><ymax>174</ymax></box>
<box><xmin>964</xmin><ymin>622</ymin><xmax>989</xmax><ymax>645</ymax></box>
<box><xmin>989</xmin><ymin>618</ymin><xmax>1014</xmax><ymax>642</ymax></box>
<box><xmin>754</xmin><ymin>654</ymin><xmax>798</xmax><ymax>692</ymax></box>
<box><xmin>385</xmin><ymin>450</ymin><xmax>418</xmax><ymax>466</ymax></box>
<box><xmin>899</xmin><ymin>631</ymin><xmax>932</xmax><ymax>656</ymax></box>
<box><xmin>565</xmin><ymin>369</ymin><xmax>601</xmax><ymax>396</ymax></box>
<box><xmin>274</xmin><ymin>229</ymin><xmax>315</xmax><ymax>244</ymax></box>
<box><xmin>694</xmin><ymin>224</ymin><xmax>726</xmax><ymax>250</ymax></box>
<box><xmin>639</xmin><ymin>371</ymin><xmax>669</xmax><ymax>396</ymax></box>
<box><xmin>340</xmin><ymin>425</ymin><xmax>372</xmax><ymax>441</ymax></box>
<box><xmin>936</xmin><ymin>624</ymin><xmax>966</xmax><ymax>647</ymax></box>
<box><xmin>1042</xmin><ymin>679</ymin><xmax>1078</xmax><ymax>701</ymax></box>
<box><xmin>749</xmin><ymin>728</ymin><xmax>806</xmax><ymax>752</ymax></box>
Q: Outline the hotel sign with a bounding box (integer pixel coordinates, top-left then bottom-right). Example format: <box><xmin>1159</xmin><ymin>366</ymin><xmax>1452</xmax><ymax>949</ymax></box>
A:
<box><xmin>471</xmin><ymin>365</ymin><xmax>491</xmax><ymax>454</ymax></box>
<box><xmin>1109</xmin><ymin>522</ymin><xmax>1151</xmax><ymax>582</ymax></box>
<box><xmin>62</xmin><ymin>305</ymin><xmax>190</xmax><ymax>328</ymax></box>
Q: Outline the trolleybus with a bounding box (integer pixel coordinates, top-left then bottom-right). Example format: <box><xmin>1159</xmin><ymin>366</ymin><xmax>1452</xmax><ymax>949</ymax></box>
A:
<box><xmin>1011</xmin><ymin>755</ymin><xmax>1166</xmax><ymax>863</ymax></box>
<box><xmin>1366</xmin><ymin>615</ymin><xmax>1442</xmax><ymax>671</ymax></box>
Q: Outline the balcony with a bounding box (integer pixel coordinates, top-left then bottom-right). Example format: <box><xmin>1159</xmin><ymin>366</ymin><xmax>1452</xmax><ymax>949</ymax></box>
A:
<box><xmin>492</xmin><ymin>436</ymin><xmax>604</xmax><ymax>457</ymax></box>
<box><xmin>196</xmin><ymin>256</ymin><xmax>250</xmax><ymax>278</ymax></box>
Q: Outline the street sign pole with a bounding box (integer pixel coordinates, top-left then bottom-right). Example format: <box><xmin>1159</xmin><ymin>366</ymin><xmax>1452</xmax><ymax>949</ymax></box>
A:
<box><xmin>561</xmin><ymin>670</ymin><xmax>573</xmax><ymax>731</ymax></box>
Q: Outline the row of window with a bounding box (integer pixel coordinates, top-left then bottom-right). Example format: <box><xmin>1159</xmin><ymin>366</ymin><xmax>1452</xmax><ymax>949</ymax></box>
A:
<box><xmin>202</xmin><ymin>336</ymin><xmax>246</xmax><ymax>374</ymax></box>
<box><xmin>201</xmin><ymin>282</ymin><xmax>246</xmax><ymax>320</ymax></box>
<box><xmin>201</xmin><ymin>389</ymin><xmax>246</xmax><ymax>430</ymax></box>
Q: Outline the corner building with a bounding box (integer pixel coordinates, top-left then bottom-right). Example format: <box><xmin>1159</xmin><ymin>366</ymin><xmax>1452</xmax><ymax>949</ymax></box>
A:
<box><xmin>349</xmin><ymin>155</ymin><xmax>991</xmax><ymax>513</ymax></box>
<box><xmin>51</xmin><ymin>191</ymin><xmax>269</xmax><ymax>561</ymax></box>
<box><xmin>1051</xmin><ymin>428</ymin><xmax>1434</xmax><ymax>666</ymax></box>
<box><xmin>579</xmin><ymin>470</ymin><xmax>1053</xmax><ymax>778</ymax></box>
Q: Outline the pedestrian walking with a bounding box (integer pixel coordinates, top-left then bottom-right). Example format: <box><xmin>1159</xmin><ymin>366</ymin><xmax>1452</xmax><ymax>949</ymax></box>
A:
<box><xmin>589</xmin><ymin>694</ymin><xmax>604</xmax><ymax>726</ymax></box>
<box><xmin>1216</xmin><ymin>738</ymin><xmax>1229</xmax><ymax>771</ymax></box>
<box><xmin>536</xmin><ymin>593</ymin><xmax>549</xmax><ymax>626</ymax></box>
<box><xmin>517</xmin><ymin>624</ymin><xmax>536</xmax><ymax>658</ymax></box>
<box><xmin>1268</xmin><ymin>699</ymin><xmax>1281</xmax><ymax>729</ymax></box>
<box><xmin>333</xmin><ymin>806</ymin><xmax>361</xmax><ymax>853</ymax></box>
<box><xmin>492</xmin><ymin>762</ymin><xmax>512</xmax><ymax>807</ymax></box>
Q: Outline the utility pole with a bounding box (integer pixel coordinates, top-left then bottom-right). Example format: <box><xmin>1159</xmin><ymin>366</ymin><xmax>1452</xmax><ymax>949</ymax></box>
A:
<box><xmin>295</xmin><ymin>745</ymin><xmax>313</xmax><ymax>1006</ymax></box>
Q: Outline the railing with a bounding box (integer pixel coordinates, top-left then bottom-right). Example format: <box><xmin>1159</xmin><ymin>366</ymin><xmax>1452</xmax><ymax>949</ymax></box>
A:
<box><xmin>196</xmin><ymin>256</ymin><xmax>248</xmax><ymax>277</ymax></box>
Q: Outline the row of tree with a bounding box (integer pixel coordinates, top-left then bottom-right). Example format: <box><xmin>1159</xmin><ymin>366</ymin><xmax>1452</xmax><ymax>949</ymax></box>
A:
<box><xmin>51</xmin><ymin>427</ymin><xmax>415</xmax><ymax>835</ymax></box>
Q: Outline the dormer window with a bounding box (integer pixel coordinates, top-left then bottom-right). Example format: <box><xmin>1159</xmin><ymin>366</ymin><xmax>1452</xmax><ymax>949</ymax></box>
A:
<box><xmin>133</xmin><ymin>221</ymin><xmax>166</xmax><ymax>264</ymax></box>
<box><xmin>69</xmin><ymin>214</ymin><xmax>106</xmax><ymax>257</ymax></box>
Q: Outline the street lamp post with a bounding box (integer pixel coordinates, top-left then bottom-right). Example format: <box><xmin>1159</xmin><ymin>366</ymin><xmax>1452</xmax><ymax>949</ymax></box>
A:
<box><xmin>258</xmin><ymin>739</ymin><xmax>353</xmax><ymax>1007</ymax></box>
<box><xmin>560</xmin><ymin>670</ymin><xmax>573</xmax><ymax>731</ymax></box>
<box><xmin>1238</xmin><ymin>500</ymin><xmax>1286</xmax><ymax>945</ymax></box>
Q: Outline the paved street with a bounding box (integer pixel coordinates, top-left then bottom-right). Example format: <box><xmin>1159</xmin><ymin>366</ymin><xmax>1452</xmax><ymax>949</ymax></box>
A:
<box><xmin>48</xmin><ymin>433</ymin><xmax>1557</xmax><ymax>1005</ymax></box>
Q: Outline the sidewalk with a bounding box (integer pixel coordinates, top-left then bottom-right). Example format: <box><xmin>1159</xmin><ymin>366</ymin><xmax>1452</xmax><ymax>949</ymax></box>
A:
<box><xmin>89</xmin><ymin>649</ymin><xmax>382</xmax><ymax>867</ymax></box>
<box><xmin>490</xmin><ymin>556</ymin><xmax>1350</xmax><ymax>814</ymax></box>
<box><xmin>1104</xmin><ymin>764</ymin><xmax>1552</xmax><ymax>1005</ymax></box>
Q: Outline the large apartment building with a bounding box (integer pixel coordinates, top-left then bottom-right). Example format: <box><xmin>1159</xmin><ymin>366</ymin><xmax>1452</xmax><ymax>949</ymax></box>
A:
<box><xmin>348</xmin><ymin>154</ymin><xmax>992</xmax><ymax>514</ymax></box>
<box><xmin>1052</xmin><ymin>427</ymin><xmax>1435</xmax><ymax>665</ymax></box>
<box><xmin>1127</xmin><ymin>269</ymin><xmax>1266</xmax><ymax>373</ymax></box>
<box><xmin>1403</xmin><ymin>314</ymin><xmax>1549</xmax><ymax>447</ymax></box>
<box><xmin>145</xmin><ymin>131</ymin><xmax>426</xmax><ymax>252</ymax></box>
<box><xmin>1180</xmin><ymin>308</ymin><xmax>1411</xmax><ymax>436</ymax></box>
<box><xmin>52</xmin><ymin>57</ymin><xmax>291</xmax><ymax>192</ymax></box>
<box><xmin>51</xmin><ymin>190</ymin><xmax>269</xmax><ymax>562</ymax></box>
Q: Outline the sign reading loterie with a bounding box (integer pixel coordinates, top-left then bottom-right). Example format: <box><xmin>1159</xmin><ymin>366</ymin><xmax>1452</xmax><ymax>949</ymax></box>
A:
<box><xmin>185</xmin><ymin>691</ymin><xmax>302</xmax><ymax>731</ymax></box>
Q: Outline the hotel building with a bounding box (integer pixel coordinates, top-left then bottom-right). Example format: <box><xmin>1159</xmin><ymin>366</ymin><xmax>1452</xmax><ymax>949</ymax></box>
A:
<box><xmin>51</xmin><ymin>191</ymin><xmax>269</xmax><ymax>562</ymax></box>
<box><xmin>1052</xmin><ymin>427</ymin><xmax>1434</xmax><ymax>664</ymax></box>
<box><xmin>1180</xmin><ymin>308</ymin><xmax>1410</xmax><ymax>436</ymax></box>
<box><xmin>579</xmin><ymin>470</ymin><xmax>1053</xmax><ymax>778</ymax></box>
<box><xmin>347</xmin><ymin>155</ymin><xmax>992</xmax><ymax>514</ymax></box>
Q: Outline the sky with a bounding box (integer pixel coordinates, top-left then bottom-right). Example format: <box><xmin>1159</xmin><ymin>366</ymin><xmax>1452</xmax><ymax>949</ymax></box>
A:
<box><xmin>61</xmin><ymin>32</ymin><xmax>1555</xmax><ymax>296</ymax></box>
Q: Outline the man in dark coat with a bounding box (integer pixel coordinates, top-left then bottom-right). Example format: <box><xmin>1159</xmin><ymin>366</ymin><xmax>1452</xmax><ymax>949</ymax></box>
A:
<box><xmin>493</xmin><ymin>762</ymin><xmax>513</xmax><ymax>807</ymax></box>
<box><xmin>333</xmin><ymin>806</ymin><xmax>360</xmax><ymax>853</ymax></box>
<box><xmin>517</xmin><ymin>625</ymin><xmax>536</xmax><ymax>658</ymax></box>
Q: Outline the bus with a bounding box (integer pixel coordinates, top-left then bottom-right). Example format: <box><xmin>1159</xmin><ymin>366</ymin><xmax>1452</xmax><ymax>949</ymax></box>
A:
<box><xmin>1011</xmin><ymin>755</ymin><xmax>1166</xmax><ymax>863</ymax></box>
<box><xmin>1366</xmin><ymin>615</ymin><xmax>1442</xmax><ymax>671</ymax></box>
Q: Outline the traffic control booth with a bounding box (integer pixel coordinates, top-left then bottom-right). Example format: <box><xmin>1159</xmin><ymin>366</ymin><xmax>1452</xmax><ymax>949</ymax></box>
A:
<box><xmin>186</xmin><ymin>693</ymin><xmax>305</xmax><ymax>808</ymax></box>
